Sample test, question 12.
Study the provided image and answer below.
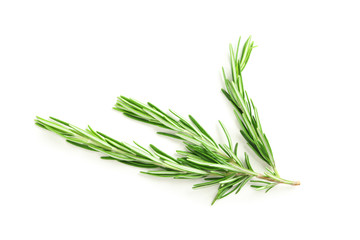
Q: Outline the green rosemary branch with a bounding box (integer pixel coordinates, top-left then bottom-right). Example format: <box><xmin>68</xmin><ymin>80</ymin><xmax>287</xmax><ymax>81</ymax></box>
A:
<box><xmin>113</xmin><ymin>96</ymin><xmax>299</xmax><ymax>187</ymax></box>
<box><xmin>35</xmin><ymin>36</ymin><xmax>299</xmax><ymax>204</ymax></box>
<box><xmin>221</xmin><ymin>36</ymin><xmax>283</xmax><ymax>178</ymax></box>
<box><xmin>35</xmin><ymin>112</ymin><xmax>297</xmax><ymax>204</ymax></box>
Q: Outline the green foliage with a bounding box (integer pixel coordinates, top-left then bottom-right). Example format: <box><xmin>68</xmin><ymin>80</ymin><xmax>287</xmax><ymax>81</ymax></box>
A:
<box><xmin>35</xmin><ymin>36</ymin><xmax>299</xmax><ymax>204</ymax></box>
<box><xmin>222</xmin><ymin>36</ymin><xmax>277</xmax><ymax>171</ymax></box>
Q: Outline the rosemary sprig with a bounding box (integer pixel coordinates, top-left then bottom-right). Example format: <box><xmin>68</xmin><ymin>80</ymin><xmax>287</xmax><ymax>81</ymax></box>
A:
<box><xmin>114</xmin><ymin>95</ymin><xmax>299</xmax><ymax>186</ymax></box>
<box><xmin>35</xmin><ymin>112</ymin><xmax>297</xmax><ymax>204</ymax></box>
<box><xmin>35</xmin><ymin>36</ymin><xmax>299</xmax><ymax>204</ymax></box>
<box><xmin>221</xmin><ymin>36</ymin><xmax>283</xmax><ymax>178</ymax></box>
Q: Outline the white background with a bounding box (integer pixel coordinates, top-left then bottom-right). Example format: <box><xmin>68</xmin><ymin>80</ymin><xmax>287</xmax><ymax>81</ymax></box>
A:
<box><xmin>1</xmin><ymin>0</ymin><xmax>359</xmax><ymax>239</ymax></box>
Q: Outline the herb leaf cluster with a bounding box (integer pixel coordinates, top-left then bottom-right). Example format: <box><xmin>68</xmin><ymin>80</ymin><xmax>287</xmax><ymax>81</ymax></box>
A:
<box><xmin>35</xmin><ymin>36</ymin><xmax>299</xmax><ymax>204</ymax></box>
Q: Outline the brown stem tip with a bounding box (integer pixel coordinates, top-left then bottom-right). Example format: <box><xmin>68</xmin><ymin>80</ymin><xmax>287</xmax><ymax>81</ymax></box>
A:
<box><xmin>292</xmin><ymin>181</ymin><xmax>301</xmax><ymax>186</ymax></box>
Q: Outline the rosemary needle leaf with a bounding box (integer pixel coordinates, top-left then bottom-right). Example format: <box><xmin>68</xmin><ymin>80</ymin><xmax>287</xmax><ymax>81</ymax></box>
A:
<box><xmin>66</xmin><ymin>140</ymin><xmax>96</xmax><ymax>151</ymax></box>
<box><xmin>244</xmin><ymin>153</ymin><xmax>254</xmax><ymax>171</ymax></box>
<box><xmin>219</xmin><ymin>121</ymin><xmax>233</xmax><ymax>151</ymax></box>
<box><xmin>235</xmin><ymin>176</ymin><xmax>253</xmax><ymax>194</ymax></box>
<box><xmin>156</xmin><ymin>132</ymin><xmax>182</xmax><ymax>140</ymax></box>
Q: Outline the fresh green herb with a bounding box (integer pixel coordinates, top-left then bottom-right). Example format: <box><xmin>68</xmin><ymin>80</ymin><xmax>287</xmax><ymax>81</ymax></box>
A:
<box><xmin>35</xmin><ymin>36</ymin><xmax>299</xmax><ymax>204</ymax></box>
